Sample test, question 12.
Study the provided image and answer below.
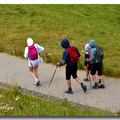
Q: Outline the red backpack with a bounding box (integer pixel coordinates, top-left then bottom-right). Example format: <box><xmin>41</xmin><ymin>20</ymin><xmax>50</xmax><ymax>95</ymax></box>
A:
<box><xmin>28</xmin><ymin>44</ymin><xmax>38</xmax><ymax>60</ymax></box>
<box><xmin>66</xmin><ymin>46</ymin><xmax>79</xmax><ymax>63</ymax></box>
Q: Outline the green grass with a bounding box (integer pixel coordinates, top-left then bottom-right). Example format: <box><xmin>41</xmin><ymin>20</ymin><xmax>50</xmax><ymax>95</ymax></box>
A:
<box><xmin>0</xmin><ymin>4</ymin><xmax>120</xmax><ymax>77</ymax></box>
<box><xmin>0</xmin><ymin>86</ymin><xmax>116</xmax><ymax>116</ymax></box>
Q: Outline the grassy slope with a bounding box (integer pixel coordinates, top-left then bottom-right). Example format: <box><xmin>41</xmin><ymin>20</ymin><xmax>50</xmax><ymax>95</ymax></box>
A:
<box><xmin>0</xmin><ymin>4</ymin><xmax>120</xmax><ymax>77</ymax></box>
<box><xmin>0</xmin><ymin>86</ymin><xmax>114</xmax><ymax>116</ymax></box>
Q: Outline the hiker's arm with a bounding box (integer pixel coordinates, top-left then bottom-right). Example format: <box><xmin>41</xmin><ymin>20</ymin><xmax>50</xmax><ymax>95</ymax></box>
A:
<box><xmin>76</xmin><ymin>49</ymin><xmax>81</xmax><ymax>57</ymax></box>
<box><xmin>24</xmin><ymin>47</ymin><xmax>29</xmax><ymax>58</ymax></box>
<box><xmin>58</xmin><ymin>50</ymin><xmax>68</xmax><ymax>66</ymax></box>
<box><xmin>87</xmin><ymin>49</ymin><xmax>95</xmax><ymax>63</ymax></box>
<box><xmin>36</xmin><ymin>44</ymin><xmax>44</xmax><ymax>53</ymax></box>
<box><xmin>85</xmin><ymin>52</ymin><xmax>89</xmax><ymax>66</ymax></box>
<box><xmin>58</xmin><ymin>60</ymin><xmax>66</xmax><ymax>66</ymax></box>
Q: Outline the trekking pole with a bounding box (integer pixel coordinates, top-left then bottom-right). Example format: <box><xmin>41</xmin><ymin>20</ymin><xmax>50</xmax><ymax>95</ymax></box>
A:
<box><xmin>48</xmin><ymin>65</ymin><xmax>58</xmax><ymax>87</ymax></box>
<box><xmin>88</xmin><ymin>71</ymin><xmax>92</xmax><ymax>90</ymax></box>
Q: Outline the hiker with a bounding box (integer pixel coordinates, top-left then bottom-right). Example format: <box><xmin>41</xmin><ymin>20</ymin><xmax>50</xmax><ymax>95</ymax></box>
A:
<box><xmin>24</xmin><ymin>37</ymin><xmax>44</xmax><ymax>86</ymax></box>
<box><xmin>83</xmin><ymin>44</ymin><xmax>92</xmax><ymax>82</ymax></box>
<box><xmin>84</xmin><ymin>44</ymin><xmax>101</xmax><ymax>83</ymax></box>
<box><xmin>86</xmin><ymin>39</ymin><xmax>105</xmax><ymax>89</ymax></box>
<box><xmin>57</xmin><ymin>39</ymin><xmax>87</xmax><ymax>94</ymax></box>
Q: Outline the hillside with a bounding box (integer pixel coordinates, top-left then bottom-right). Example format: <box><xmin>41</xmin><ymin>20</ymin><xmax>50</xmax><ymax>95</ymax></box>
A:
<box><xmin>0</xmin><ymin>4</ymin><xmax>120</xmax><ymax>77</ymax></box>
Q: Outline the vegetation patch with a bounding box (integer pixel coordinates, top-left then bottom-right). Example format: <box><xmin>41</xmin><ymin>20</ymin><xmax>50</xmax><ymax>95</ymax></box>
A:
<box><xmin>0</xmin><ymin>4</ymin><xmax>120</xmax><ymax>77</ymax></box>
<box><xmin>0</xmin><ymin>84</ymin><xmax>117</xmax><ymax>116</ymax></box>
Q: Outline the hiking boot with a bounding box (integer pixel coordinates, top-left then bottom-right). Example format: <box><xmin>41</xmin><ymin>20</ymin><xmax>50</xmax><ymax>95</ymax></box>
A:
<box><xmin>81</xmin><ymin>84</ymin><xmax>87</xmax><ymax>93</ymax></box>
<box><xmin>65</xmin><ymin>89</ymin><xmax>73</xmax><ymax>94</ymax></box>
<box><xmin>34</xmin><ymin>79</ymin><xmax>40</xmax><ymax>86</ymax></box>
<box><xmin>93</xmin><ymin>83</ymin><xmax>99</xmax><ymax>89</ymax></box>
<box><xmin>98</xmin><ymin>79</ymin><xmax>101</xmax><ymax>83</ymax></box>
<box><xmin>98</xmin><ymin>84</ymin><xmax>105</xmax><ymax>89</ymax></box>
<box><xmin>83</xmin><ymin>78</ymin><xmax>89</xmax><ymax>82</ymax></box>
<box><xmin>36</xmin><ymin>80</ymin><xmax>40</xmax><ymax>86</ymax></box>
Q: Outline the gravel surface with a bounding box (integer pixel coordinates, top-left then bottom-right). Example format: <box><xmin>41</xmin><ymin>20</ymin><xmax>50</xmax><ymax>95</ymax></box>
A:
<box><xmin>0</xmin><ymin>53</ymin><xmax>120</xmax><ymax>113</ymax></box>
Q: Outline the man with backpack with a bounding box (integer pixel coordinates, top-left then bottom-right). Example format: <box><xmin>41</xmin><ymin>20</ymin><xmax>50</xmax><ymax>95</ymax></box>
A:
<box><xmin>86</xmin><ymin>39</ymin><xmax>105</xmax><ymax>89</ymax></box>
<box><xmin>57</xmin><ymin>39</ymin><xmax>87</xmax><ymax>94</ymax></box>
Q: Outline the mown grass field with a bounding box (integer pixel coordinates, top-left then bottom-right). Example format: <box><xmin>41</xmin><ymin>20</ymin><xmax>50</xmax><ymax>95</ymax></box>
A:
<box><xmin>0</xmin><ymin>86</ymin><xmax>116</xmax><ymax>116</ymax></box>
<box><xmin>0</xmin><ymin>4</ymin><xmax>120</xmax><ymax>77</ymax></box>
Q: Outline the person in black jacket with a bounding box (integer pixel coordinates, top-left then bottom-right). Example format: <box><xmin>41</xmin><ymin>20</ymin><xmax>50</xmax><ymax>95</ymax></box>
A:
<box><xmin>57</xmin><ymin>39</ymin><xmax>87</xmax><ymax>94</ymax></box>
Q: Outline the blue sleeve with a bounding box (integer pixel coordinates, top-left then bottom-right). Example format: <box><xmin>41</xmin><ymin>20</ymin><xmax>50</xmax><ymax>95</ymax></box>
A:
<box><xmin>59</xmin><ymin>50</ymin><xmax>68</xmax><ymax>66</ymax></box>
<box><xmin>85</xmin><ymin>52</ymin><xmax>89</xmax><ymax>66</ymax></box>
<box><xmin>87</xmin><ymin>48</ymin><xmax>96</xmax><ymax>63</ymax></box>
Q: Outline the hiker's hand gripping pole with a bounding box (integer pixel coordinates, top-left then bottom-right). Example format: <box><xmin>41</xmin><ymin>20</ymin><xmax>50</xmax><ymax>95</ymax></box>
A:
<box><xmin>48</xmin><ymin>65</ymin><xmax>59</xmax><ymax>87</ymax></box>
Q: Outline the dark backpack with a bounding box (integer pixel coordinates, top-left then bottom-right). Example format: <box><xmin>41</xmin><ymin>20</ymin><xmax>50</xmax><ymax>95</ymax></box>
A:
<box><xmin>95</xmin><ymin>46</ymin><xmax>104</xmax><ymax>61</ymax></box>
<box><xmin>66</xmin><ymin>46</ymin><xmax>79</xmax><ymax>63</ymax></box>
<box><xmin>28</xmin><ymin>44</ymin><xmax>38</xmax><ymax>60</ymax></box>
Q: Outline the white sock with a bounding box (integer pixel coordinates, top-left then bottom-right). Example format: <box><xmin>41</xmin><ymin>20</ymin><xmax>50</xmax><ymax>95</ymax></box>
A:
<box><xmin>35</xmin><ymin>79</ymin><xmax>38</xmax><ymax>82</ymax></box>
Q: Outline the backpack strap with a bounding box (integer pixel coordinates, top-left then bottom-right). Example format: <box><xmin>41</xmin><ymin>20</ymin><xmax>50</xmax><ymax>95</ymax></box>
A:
<box><xmin>66</xmin><ymin>46</ymin><xmax>71</xmax><ymax>53</ymax></box>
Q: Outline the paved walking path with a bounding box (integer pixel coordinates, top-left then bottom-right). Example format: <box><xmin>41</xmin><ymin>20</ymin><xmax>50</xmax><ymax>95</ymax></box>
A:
<box><xmin>0</xmin><ymin>53</ymin><xmax>120</xmax><ymax>113</ymax></box>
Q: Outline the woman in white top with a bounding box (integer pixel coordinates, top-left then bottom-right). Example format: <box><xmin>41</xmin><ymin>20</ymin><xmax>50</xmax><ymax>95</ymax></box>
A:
<box><xmin>24</xmin><ymin>37</ymin><xmax>44</xmax><ymax>86</ymax></box>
